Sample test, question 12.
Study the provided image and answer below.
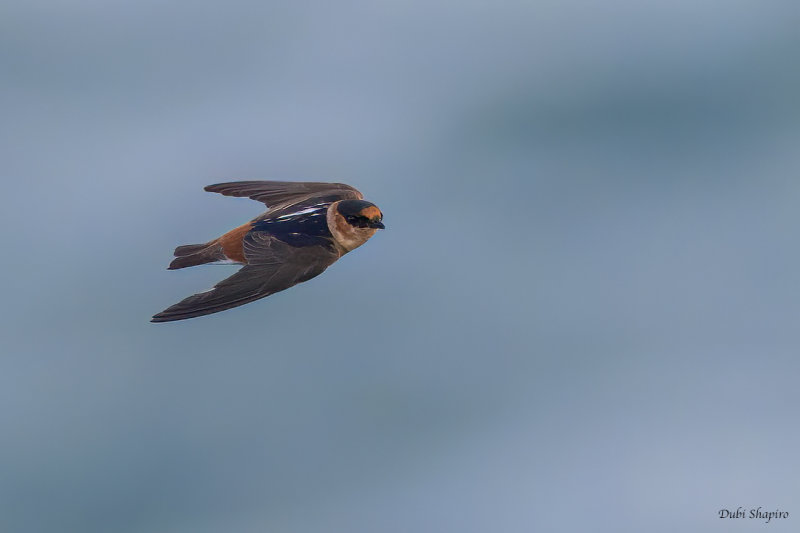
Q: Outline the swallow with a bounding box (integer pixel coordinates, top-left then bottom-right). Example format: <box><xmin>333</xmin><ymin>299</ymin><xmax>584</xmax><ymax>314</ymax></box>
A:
<box><xmin>151</xmin><ymin>180</ymin><xmax>384</xmax><ymax>322</ymax></box>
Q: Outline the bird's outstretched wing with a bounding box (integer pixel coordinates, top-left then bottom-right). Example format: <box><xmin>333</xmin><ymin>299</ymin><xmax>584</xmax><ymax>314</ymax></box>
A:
<box><xmin>204</xmin><ymin>180</ymin><xmax>363</xmax><ymax>217</ymax></box>
<box><xmin>151</xmin><ymin>232</ymin><xmax>339</xmax><ymax>322</ymax></box>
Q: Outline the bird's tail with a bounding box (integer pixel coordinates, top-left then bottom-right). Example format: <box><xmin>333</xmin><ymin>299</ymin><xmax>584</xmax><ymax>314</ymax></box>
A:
<box><xmin>167</xmin><ymin>241</ymin><xmax>227</xmax><ymax>270</ymax></box>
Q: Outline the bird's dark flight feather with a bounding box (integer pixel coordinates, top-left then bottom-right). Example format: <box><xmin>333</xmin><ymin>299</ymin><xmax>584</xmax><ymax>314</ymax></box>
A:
<box><xmin>151</xmin><ymin>233</ymin><xmax>339</xmax><ymax>322</ymax></box>
<box><xmin>203</xmin><ymin>180</ymin><xmax>363</xmax><ymax>218</ymax></box>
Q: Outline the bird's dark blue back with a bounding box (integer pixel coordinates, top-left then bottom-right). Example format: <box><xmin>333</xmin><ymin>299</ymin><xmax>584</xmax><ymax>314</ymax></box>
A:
<box><xmin>250</xmin><ymin>208</ymin><xmax>333</xmax><ymax>248</ymax></box>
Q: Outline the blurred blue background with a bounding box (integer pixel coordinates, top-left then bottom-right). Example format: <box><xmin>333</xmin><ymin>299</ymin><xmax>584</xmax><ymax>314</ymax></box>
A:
<box><xmin>2</xmin><ymin>1</ymin><xmax>799</xmax><ymax>531</ymax></box>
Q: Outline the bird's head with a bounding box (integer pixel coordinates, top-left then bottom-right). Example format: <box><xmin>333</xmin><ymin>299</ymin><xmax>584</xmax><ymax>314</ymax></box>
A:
<box><xmin>328</xmin><ymin>199</ymin><xmax>385</xmax><ymax>252</ymax></box>
<box><xmin>337</xmin><ymin>199</ymin><xmax>385</xmax><ymax>230</ymax></box>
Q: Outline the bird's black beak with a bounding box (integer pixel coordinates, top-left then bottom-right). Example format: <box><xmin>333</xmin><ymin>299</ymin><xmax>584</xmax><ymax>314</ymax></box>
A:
<box><xmin>370</xmin><ymin>220</ymin><xmax>385</xmax><ymax>229</ymax></box>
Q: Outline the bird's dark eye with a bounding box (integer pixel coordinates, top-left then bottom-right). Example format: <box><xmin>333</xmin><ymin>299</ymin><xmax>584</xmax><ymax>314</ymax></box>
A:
<box><xmin>345</xmin><ymin>214</ymin><xmax>370</xmax><ymax>227</ymax></box>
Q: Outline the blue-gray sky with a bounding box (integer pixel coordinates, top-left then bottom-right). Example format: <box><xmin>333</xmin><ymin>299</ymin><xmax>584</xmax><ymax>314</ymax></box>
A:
<box><xmin>2</xmin><ymin>1</ymin><xmax>799</xmax><ymax>532</ymax></box>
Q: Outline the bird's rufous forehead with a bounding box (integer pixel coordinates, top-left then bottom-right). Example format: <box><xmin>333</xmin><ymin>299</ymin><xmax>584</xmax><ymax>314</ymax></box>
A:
<box><xmin>359</xmin><ymin>206</ymin><xmax>382</xmax><ymax>219</ymax></box>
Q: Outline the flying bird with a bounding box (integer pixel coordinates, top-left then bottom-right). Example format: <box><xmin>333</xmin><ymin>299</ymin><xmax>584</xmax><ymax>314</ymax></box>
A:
<box><xmin>152</xmin><ymin>180</ymin><xmax>384</xmax><ymax>322</ymax></box>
